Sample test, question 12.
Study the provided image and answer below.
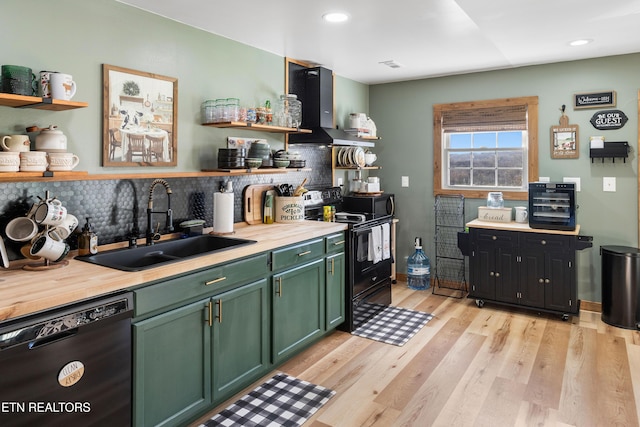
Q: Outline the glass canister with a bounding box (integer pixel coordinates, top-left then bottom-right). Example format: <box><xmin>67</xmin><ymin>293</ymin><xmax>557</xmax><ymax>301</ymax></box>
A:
<box><xmin>201</xmin><ymin>100</ymin><xmax>216</xmax><ymax>123</ymax></box>
<box><xmin>487</xmin><ymin>192</ymin><xmax>504</xmax><ymax>208</ymax></box>
<box><xmin>214</xmin><ymin>98</ymin><xmax>225</xmax><ymax>122</ymax></box>
<box><xmin>225</xmin><ymin>98</ymin><xmax>240</xmax><ymax>122</ymax></box>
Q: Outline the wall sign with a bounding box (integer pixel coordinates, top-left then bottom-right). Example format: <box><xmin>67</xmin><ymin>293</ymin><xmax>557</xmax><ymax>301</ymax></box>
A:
<box><xmin>551</xmin><ymin>106</ymin><xmax>579</xmax><ymax>159</ymax></box>
<box><xmin>590</xmin><ymin>109</ymin><xmax>628</xmax><ymax>130</ymax></box>
<box><xmin>573</xmin><ymin>91</ymin><xmax>616</xmax><ymax>109</ymax></box>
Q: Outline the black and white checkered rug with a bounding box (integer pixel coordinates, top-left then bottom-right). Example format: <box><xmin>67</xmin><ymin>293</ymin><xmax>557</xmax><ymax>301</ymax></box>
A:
<box><xmin>200</xmin><ymin>373</ymin><xmax>335</xmax><ymax>427</ymax></box>
<box><xmin>351</xmin><ymin>305</ymin><xmax>433</xmax><ymax>346</ymax></box>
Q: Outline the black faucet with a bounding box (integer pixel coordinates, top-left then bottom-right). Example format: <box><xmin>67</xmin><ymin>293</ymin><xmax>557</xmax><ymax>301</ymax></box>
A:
<box><xmin>112</xmin><ymin>179</ymin><xmax>141</xmax><ymax>248</ymax></box>
<box><xmin>146</xmin><ymin>179</ymin><xmax>174</xmax><ymax>245</ymax></box>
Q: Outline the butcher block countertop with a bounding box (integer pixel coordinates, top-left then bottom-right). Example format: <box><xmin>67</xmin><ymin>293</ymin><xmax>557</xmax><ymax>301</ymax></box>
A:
<box><xmin>466</xmin><ymin>219</ymin><xmax>580</xmax><ymax>235</ymax></box>
<box><xmin>0</xmin><ymin>221</ymin><xmax>347</xmax><ymax>322</ymax></box>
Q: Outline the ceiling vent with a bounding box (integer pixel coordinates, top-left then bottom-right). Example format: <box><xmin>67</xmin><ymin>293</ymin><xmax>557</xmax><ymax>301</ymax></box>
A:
<box><xmin>379</xmin><ymin>60</ymin><xmax>402</xmax><ymax>69</ymax></box>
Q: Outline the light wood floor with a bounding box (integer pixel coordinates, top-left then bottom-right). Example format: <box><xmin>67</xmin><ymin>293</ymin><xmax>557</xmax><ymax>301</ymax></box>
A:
<box><xmin>192</xmin><ymin>282</ymin><xmax>640</xmax><ymax>427</ymax></box>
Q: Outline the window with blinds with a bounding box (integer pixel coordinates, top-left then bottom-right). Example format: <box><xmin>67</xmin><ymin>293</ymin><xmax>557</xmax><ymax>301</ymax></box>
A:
<box><xmin>434</xmin><ymin>97</ymin><xmax>538</xmax><ymax>199</ymax></box>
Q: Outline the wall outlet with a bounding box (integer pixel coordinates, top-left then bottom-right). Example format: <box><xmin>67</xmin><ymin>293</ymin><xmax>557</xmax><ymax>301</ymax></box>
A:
<box><xmin>563</xmin><ymin>177</ymin><xmax>581</xmax><ymax>191</ymax></box>
<box><xmin>401</xmin><ymin>176</ymin><xmax>409</xmax><ymax>187</ymax></box>
<box><xmin>337</xmin><ymin>177</ymin><xmax>343</xmax><ymax>187</ymax></box>
<box><xmin>603</xmin><ymin>177</ymin><xmax>616</xmax><ymax>192</ymax></box>
<box><xmin>538</xmin><ymin>176</ymin><xmax>550</xmax><ymax>182</ymax></box>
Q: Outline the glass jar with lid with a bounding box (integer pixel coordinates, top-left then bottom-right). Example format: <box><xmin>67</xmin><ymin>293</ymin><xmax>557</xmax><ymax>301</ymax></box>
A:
<box><xmin>225</xmin><ymin>98</ymin><xmax>240</xmax><ymax>122</ymax></box>
<box><xmin>201</xmin><ymin>100</ymin><xmax>216</xmax><ymax>124</ymax></box>
<box><xmin>487</xmin><ymin>192</ymin><xmax>504</xmax><ymax>208</ymax></box>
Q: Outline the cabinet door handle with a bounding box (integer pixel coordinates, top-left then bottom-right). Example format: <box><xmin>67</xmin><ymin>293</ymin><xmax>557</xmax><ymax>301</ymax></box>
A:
<box><xmin>275</xmin><ymin>277</ymin><xmax>283</xmax><ymax>297</ymax></box>
<box><xmin>490</xmin><ymin>271</ymin><xmax>495</xmax><ymax>276</ymax></box>
<box><xmin>329</xmin><ymin>258</ymin><xmax>335</xmax><ymax>275</ymax></box>
<box><xmin>216</xmin><ymin>300</ymin><xmax>222</xmax><ymax>323</ymax></box>
<box><xmin>205</xmin><ymin>277</ymin><xmax>227</xmax><ymax>286</ymax></box>
<box><xmin>545</xmin><ymin>278</ymin><xmax>550</xmax><ymax>284</ymax></box>
<box><xmin>495</xmin><ymin>272</ymin><xmax>500</xmax><ymax>277</ymax></box>
<box><xmin>538</xmin><ymin>278</ymin><xmax>544</xmax><ymax>283</ymax></box>
<box><xmin>541</xmin><ymin>240</ymin><xmax>546</xmax><ymax>245</ymax></box>
<box><xmin>206</xmin><ymin>301</ymin><xmax>213</xmax><ymax>327</ymax></box>
<box><xmin>297</xmin><ymin>250</ymin><xmax>312</xmax><ymax>257</ymax></box>
<box><xmin>492</xmin><ymin>236</ymin><xmax>497</xmax><ymax>240</ymax></box>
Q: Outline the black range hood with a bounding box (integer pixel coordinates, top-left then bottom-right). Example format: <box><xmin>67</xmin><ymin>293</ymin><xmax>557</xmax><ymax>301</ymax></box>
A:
<box><xmin>288</xmin><ymin>66</ymin><xmax>374</xmax><ymax>146</ymax></box>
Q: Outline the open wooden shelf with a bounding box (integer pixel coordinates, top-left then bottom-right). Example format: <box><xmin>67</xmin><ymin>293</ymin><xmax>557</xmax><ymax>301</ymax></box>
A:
<box><xmin>201</xmin><ymin>167</ymin><xmax>311</xmax><ymax>174</ymax></box>
<box><xmin>202</xmin><ymin>121</ymin><xmax>312</xmax><ymax>134</ymax></box>
<box><xmin>0</xmin><ymin>93</ymin><xmax>88</xmax><ymax>111</ymax></box>
<box><xmin>0</xmin><ymin>171</ymin><xmax>89</xmax><ymax>182</ymax></box>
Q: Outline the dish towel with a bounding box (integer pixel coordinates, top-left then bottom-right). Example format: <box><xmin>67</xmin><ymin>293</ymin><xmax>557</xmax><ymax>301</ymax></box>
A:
<box><xmin>368</xmin><ymin>225</ymin><xmax>382</xmax><ymax>264</ymax></box>
<box><xmin>382</xmin><ymin>223</ymin><xmax>390</xmax><ymax>260</ymax></box>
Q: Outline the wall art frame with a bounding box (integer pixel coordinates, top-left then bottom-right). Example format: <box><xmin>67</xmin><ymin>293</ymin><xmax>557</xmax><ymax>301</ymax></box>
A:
<box><xmin>102</xmin><ymin>64</ymin><xmax>178</xmax><ymax>167</ymax></box>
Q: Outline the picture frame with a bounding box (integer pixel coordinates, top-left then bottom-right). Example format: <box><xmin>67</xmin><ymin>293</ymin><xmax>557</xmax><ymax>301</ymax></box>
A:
<box><xmin>102</xmin><ymin>64</ymin><xmax>178</xmax><ymax>167</ymax></box>
<box><xmin>551</xmin><ymin>124</ymin><xmax>579</xmax><ymax>159</ymax></box>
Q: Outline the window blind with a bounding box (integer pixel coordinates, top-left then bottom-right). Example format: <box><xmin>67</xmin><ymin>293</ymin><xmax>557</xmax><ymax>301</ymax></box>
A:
<box><xmin>441</xmin><ymin>105</ymin><xmax>528</xmax><ymax>132</ymax></box>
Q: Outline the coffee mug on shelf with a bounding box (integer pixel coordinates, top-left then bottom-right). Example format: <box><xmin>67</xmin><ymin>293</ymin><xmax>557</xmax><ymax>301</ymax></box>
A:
<box><xmin>19</xmin><ymin>151</ymin><xmax>48</xmax><ymax>172</ymax></box>
<box><xmin>515</xmin><ymin>206</ymin><xmax>528</xmax><ymax>223</ymax></box>
<box><xmin>33</xmin><ymin>198</ymin><xmax>67</xmax><ymax>226</ymax></box>
<box><xmin>1</xmin><ymin>65</ymin><xmax>37</xmax><ymax>96</ymax></box>
<box><xmin>30</xmin><ymin>233</ymin><xmax>70</xmax><ymax>262</ymax></box>
<box><xmin>49</xmin><ymin>72</ymin><xmax>76</xmax><ymax>100</ymax></box>
<box><xmin>2</xmin><ymin>135</ymin><xmax>30</xmax><ymax>152</ymax></box>
<box><xmin>39</xmin><ymin>70</ymin><xmax>58</xmax><ymax>98</ymax></box>
<box><xmin>47</xmin><ymin>152</ymin><xmax>79</xmax><ymax>171</ymax></box>
<box><xmin>0</xmin><ymin>151</ymin><xmax>20</xmax><ymax>172</ymax></box>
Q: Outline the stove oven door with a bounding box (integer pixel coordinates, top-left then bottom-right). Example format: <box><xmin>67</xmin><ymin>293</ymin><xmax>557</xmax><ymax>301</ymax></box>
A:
<box><xmin>351</xmin><ymin>281</ymin><xmax>392</xmax><ymax>331</ymax></box>
<box><xmin>350</xmin><ymin>221</ymin><xmax>393</xmax><ymax>298</ymax></box>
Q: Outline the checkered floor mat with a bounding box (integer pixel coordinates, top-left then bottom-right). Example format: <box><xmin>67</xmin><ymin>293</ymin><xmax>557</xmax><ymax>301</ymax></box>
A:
<box><xmin>201</xmin><ymin>373</ymin><xmax>335</xmax><ymax>427</ymax></box>
<box><xmin>351</xmin><ymin>305</ymin><xmax>433</xmax><ymax>346</ymax></box>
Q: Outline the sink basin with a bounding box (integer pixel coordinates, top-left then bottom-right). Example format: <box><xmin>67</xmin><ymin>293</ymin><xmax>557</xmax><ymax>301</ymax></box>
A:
<box><xmin>76</xmin><ymin>234</ymin><xmax>257</xmax><ymax>271</ymax></box>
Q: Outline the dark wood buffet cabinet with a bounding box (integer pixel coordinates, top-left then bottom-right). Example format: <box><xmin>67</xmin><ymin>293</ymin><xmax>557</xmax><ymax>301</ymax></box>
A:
<box><xmin>459</xmin><ymin>220</ymin><xmax>592</xmax><ymax>320</ymax></box>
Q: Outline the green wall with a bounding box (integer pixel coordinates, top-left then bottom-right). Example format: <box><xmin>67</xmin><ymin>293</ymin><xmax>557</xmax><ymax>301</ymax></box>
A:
<box><xmin>0</xmin><ymin>0</ymin><xmax>368</xmax><ymax>174</ymax></box>
<box><xmin>370</xmin><ymin>54</ymin><xmax>640</xmax><ymax>302</ymax></box>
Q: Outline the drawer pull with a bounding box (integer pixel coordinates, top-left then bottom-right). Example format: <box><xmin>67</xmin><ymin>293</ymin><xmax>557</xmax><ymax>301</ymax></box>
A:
<box><xmin>205</xmin><ymin>277</ymin><xmax>227</xmax><ymax>286</ymax></box>
<box><xmin>297</xmin><ymin>250</ymin><xmax>312</xmax><ymax>257</ymax></box>
<box><xmin>332</xmin><ymin>240</ymin><xmax>345</xmax><ymax>246</ymax></box>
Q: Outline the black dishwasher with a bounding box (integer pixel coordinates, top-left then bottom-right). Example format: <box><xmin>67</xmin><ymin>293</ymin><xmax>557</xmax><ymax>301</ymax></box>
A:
<box><xmin>0</xmin><ymin>292</ymin><xmax>133</xmax><ymax>427</ymax></box>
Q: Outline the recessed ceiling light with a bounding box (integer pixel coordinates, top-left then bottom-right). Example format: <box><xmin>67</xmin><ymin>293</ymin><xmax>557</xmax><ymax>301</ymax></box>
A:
<box><xmin>569</xmin><ymin>39</ymin><xmax>593</xmax><ymax>47</ymax></box>
<box><xmin>322</xmin><ymin>12</ymin><xmax>349</xmax><ymax>23</ymax></box>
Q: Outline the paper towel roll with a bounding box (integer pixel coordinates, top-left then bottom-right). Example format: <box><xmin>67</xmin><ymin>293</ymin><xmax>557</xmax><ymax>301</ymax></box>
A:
<box><xmin>213</xmin><ymin>192</ymin><xmax>234</xmax><ymax>234</ymax></box>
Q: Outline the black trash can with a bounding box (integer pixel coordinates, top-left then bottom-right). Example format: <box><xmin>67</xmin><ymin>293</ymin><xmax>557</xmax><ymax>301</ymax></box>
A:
<box><xmin>600</xmin><ymin>246</ymin><xmax>640</xmax><ymax>329</ymax></box>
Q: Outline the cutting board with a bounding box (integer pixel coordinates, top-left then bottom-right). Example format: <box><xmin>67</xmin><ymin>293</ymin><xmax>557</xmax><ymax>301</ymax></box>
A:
<box><xmin>243</xmin><ymin>184</ymin><xmax>274</xmax><ymax>225</ymax></box>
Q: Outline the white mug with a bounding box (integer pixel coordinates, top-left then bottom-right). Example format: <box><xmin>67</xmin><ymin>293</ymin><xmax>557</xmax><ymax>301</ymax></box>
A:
<box><xmin>30</xmin><ymin>233</ymin><xmax>70</xmax><ymax>262</ymax></box>
<box><xmin>5</xmin><ymin>216</ymin><xmax>39</xmax><ymax>242</ymax></box>
<box><xmin>47</xmin><ymin>152</ymin><xmax>79</xmax><ymax>171</ymax></box>
<box><xmin>19</xmin><ymin>151</ymin><xmax>48</xmax><ymax>172</ymax></box>
<box><xmin>0</xmin><ymin>151</ymin><xmax>20</xmax><ymax>172</ymax></box>
<box><xmin>515</xmin><ymin>206</ymin><xmax>528</xmax><ymax>223</ymax></box>
<box><xmin>2</xmin><ymin>135</ymin><xmax>30</xmax><ymax>152</ymax></box>
<box><xmin>39</xmin><ymin>70</ymin><xmax>58</xmax><ymax>98</ymax></box>
<box><xmin>49</xmin><ymin>72</ymin><xmax>76</xmax><ymax>100</ymax></box>
<box><xmin>50</xmin><ymin>213</ymin><xmax>78</xmax><ymax>240</ymax></box>
<box><xmin>34</xmin><ymin>199</ymin><xmax>67</xmax><ymax>226</ymax></box>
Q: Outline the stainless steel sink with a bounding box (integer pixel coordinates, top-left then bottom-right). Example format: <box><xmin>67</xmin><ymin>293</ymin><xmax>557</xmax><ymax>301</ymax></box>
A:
<box><xmin>75</xmin><ymin>234</ymin><xmax>257</xmax><ymax>271</ymax></box>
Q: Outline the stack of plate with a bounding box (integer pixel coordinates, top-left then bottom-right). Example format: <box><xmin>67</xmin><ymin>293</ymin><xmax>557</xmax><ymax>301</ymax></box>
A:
<box><xmin>218</xmin><ymin>148</ymin><xmax>246</xmax><ymax>169</ymax></box>
<box><xmin>288</xmin><ymin>159</ymin><xmax>306</xmax><ymax>168</ymax></box>
<box><xmin>337</xmin><ymin>147</ymin><xmax>366</xmax><ymax>168</ymax></box>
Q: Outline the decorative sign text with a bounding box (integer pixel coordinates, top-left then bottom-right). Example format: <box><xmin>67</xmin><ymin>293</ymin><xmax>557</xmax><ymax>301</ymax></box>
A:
<box><xmin>590</xmin><ymin>110</ymin><xmax>628</xmax><ymax>130</ymax></box>
<box><xmin>574</xmin><ymin>91</ymin><xmax>616</xmax><ymax>109</ymax></box>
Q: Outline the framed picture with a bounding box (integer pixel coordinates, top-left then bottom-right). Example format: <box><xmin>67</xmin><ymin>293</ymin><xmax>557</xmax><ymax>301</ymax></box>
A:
<box><xmin>551</xmin><ymin>124</ymin><xmax>579</xmax><ymax>159</ymax></box>
<box><xmin>102</xmin><ymin>64</ymin><xmax>178</xmax><ymax>167</ymax></box>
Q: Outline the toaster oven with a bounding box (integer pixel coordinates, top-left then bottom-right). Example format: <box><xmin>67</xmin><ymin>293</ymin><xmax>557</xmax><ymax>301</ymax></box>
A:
<box><xmin>528</xmin><ymin>182</ymin><xmax>576</xmax><ymax>231</ymax></box>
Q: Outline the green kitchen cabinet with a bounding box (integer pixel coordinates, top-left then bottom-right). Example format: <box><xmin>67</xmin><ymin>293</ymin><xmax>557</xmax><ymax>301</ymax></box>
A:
<box><xmin>325</xmin><ymin>252</ymin><xmax>345</xmax><ymax>330</ymax></box>
<box><xmin>211</xmin><ymin>278</ymin><xmax>269</xmax><ymax>400</ymax></box>
<box><xmin>133</xmin><ymin>298</ymin><xmax>212</xmax><ymax>427</ymax></box>
<box><xmin>272</xmin><ymin>258</ymin><xmax>325</xmax><ymax>364</ymax></box>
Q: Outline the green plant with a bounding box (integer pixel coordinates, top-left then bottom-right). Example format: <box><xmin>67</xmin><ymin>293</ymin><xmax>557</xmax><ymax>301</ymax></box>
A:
<box><xmin>122</xmin><ymin>80</ymin><xmax>140</xmax><ymax>96</ymax></box>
